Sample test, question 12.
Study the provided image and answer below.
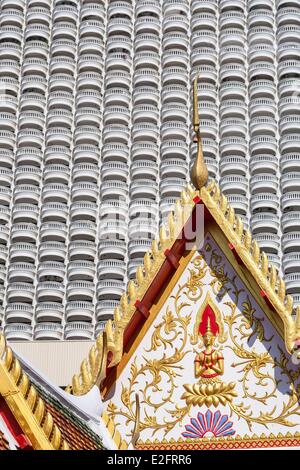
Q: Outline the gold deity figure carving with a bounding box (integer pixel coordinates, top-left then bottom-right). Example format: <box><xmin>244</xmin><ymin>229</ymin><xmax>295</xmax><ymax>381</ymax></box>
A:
<box><xmin>194</xmin><ymin>316</ymin><xmax>224</xmax><ymax>381</ymax></box>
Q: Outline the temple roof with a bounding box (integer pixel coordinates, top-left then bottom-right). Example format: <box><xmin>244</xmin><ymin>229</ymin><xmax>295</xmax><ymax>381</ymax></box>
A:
<box><xmin>69</xmin><ymin>180</ymin><xmax>300</xmax><ymax>398</ymax></box>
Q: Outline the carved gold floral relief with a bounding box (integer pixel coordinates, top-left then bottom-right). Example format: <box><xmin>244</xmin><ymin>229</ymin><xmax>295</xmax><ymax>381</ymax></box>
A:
<box><xmin>107</xmin><ymin>240</ymin><xmax>300</xmax><ymax>440</ymax></box>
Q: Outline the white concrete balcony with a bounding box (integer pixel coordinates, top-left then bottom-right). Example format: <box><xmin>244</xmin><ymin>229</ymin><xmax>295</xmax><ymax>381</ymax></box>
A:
<box><xmin>277</xmin><ymin>8</ymin><xmax>300</xmax><ymax>28</ymax></box>
<box><xmin>8</xmin><ymin>263</ymin><xmax>35</xmax><ymax>284</ymax></box>
<box><xmin>69</xmin><ymin>222</ymin><xmax>96</xmax><ymax>242</ymax></box>
<box><xmin>226</xmin><ymin>195</ymin><xmax>248</xmax><ymax>215</ymax></box>
<box><xmin>279</xmin><ymin>97</ymin><xmax>300</xmax><ymax>117</ymax></box>
<box><xmin>283</xmin><ymin>253</ymin><xmax>300</xmax><ymax>273</ymax></box>
<box><xmin>39</xmin><ymin>242</ymin><xmax>66</xmax><ymax>262</ymax></box>
<box><xmin>81</xmin><ymin>2</ymin><xmax>105</xmax><ymax>21</ymax></box>
<box><xmin>0</xmin><ymin>150</ymin><xmax>14</xmax><ymax>168</ymax></box>
<box><xmin>220</xmin><ymin>176</ymin><xmax>248</xmax><ymax>195</ymax></box>
<box><xmin>133</xmin><ymin>51</ymin><xmax>160</xmax><ymax>72</ymax></box>
<box><xmin>280</xmin><ymin>115</ymin><xmax>300</xmax><ymax>135</ymax></box>
<box><xmin>105</xmin><ymin>71</ymin><xmax>131</xmax><ymax>90</ymax></box>
<box><xmin>77</xmin><ymin>72</ymin><xmax>103</xmax><ymax>91</ymax></box>
<box><xmin>14</xmin><ymin>185</ymin><xmax>40</xmax><ymax>206</ymax></box>
<box><xmin>74</xmin><ymin>126</ymin><xmax>101</xmax><ymax>146</ymax></box>
<box><xmin>34</xmin><ymin>323</ymin><xmax>63</xmax><ymax>341</ymax></box>
<box><xmin>219</xmin><ymin>81</ymin><xmax>247</xmax><ymax>101</ymax></box>
<box><xmin>35</xmin><ymin>303</ymin><xmax>64</xmax><ymax>322</ymax></box>
<box><xmin>98</xmin><ymin>240</ymin><xmax>126</xmax><ymax>260</ymax></box>
<box><xmin>40</xmin><ymin>223</ymin><xmax>67</xmax><ymax>243</ymax></box>
<box><xmin>73</xmin><ymin>145</ymin><xmax>100</xmax><ymax>165</ymax></box>
<box><xmin>161</xmin><ymin>85</ymin><xmax>188</xmax><ymax>105</ymax></box>
<box><xmin>15</xmin><ymin>165</ymin><xmax>41</xmax><ymax>185</ymax></box>
<box><xmin>133</xmin><ymin>87</ymin><xmax>159</xmax><ymax>107</ymax></box>
<box><xmin>0</xmin><ymin>111</ymin><xmax>17</xmax><ymax>133</ymax></box>
<box><xmin>251</xmin><ymin>175</ymin><xmax>278</xmax><ymax>194</ymax></box>
<box><xmin>99</xmin><ymin>220</ymin><xmax>127</xmax><ymax>240</ymax></box>
<box><xmin>38</xmin><ymin>261</ymin><xmax>65</xmax><ymax>283</ymax></box>
<box><xmin>251</xmin><ymin>155</ymin><xmax>278</xmax><ymax>175</ymax></box>
<box><xmin>280</xmin><ymin>135</ymin><xmax>300</xmax><ymax>153</ymax></box>
<box><xmin>102</xmin><ymin>125</ymin><xmax>129</xmax><ymax>144</ymax></box>
<box><xmin>220</xmin><ymin>99</ymin><xmax>246</xmax><ymax>120</ymax></box>
<box><xmin>278</xmin><ymin>60</ymin><xmax>300</xmax><ymax>80</ymax></box>
<box><xmin>220</xmin><ymin>118</ymin><xmax>247</xmax><ymax>139</ymax></box>
<box><xmin>162</xmin><ymin>67</ymin><xmax>188</xmax><ymax>87</ymax></box>
<box><xmin>282</xmin><ymin>212</ymin><xmax>300</xmax><ymax>232</ymax></box>
<box><xmin>249</xmin><ymin>117</ymin><xmax>277</xmax><ymax>138</ymax></box>
<box><xmin>161</xmin><ymin>122</ymin><xmax>187</xmax><ymax>141</ymax></box>
<box><xmin>77</xmin><ymin>55</ymin><xmax>104</xmax><ymax>74</ymax></box>
<box><xmin>160</xmin><ymin>197</ymin><xmax>178</xmax><ymax>220</ymax></box>
<box><xmin>251</xmin><ymin>213</ymin><xmax>279</xmax><ymax>234</ymax></box>
<box><xmin>68</xmin><ymin>261</ymin><xmax>95</xmax><ymax>281</ymax></box>
<box><xmin>248</xmin><ymin>27</ymin><xmax>274</xmax><ymax>47</ymax></box>
<box><xmin>70</xmin><ymin>202</ymin><xmax>97</xmax><ymax>222</ymax></box>
<box><xmin>107</xmin><ymin>35</ymin><xmax>132</xmax><ymax>54</ymax></box>
<box><xmin>254</xmin><ymin>233</ymin><xmax>280</xmax><ymax>253</ymax></box>
<box><xmin>72</xmin><ymin>163</ymin><xmax>98</xmax><ymax>183</ymax></box>
<box><xmin>102</xmin><ymin>162</ymin><xmax>128</xmax><ymax>180</ymax></box>
<box><xmin>220</xmin><ymin>137</ymin><xmax>247</xmax><ymax>157</ymax></box>
<box><xmin>72</xmin><ymin>182</ymin><xmax>98</xmax><ymax>202</ymax></box>
<box><xmin>100</xmin><ymin>201</ymin><xmax>128</xmax><ymax>219</ymax></box>
<box><xmin>0</xmin><ymin>224</ymin><xmax>9</xmax><ymax>244</ymax></box>
<box><xmin>219</xmin><ymin>12</ymin><xmax>245</xmax><ymax>30</ymax></box>
<box><xmin>219</xmin><ymin>45</ymin><xmax>245</xmax><ymax>65</ymax></box>
<box><xmin>282</xmin><ymin>173</ymin><xmax>300</xmax><ymax>192</ymax></box>
<box><xmin>96</xmin><ymin>300</ymin><xmax>118</xmax><ymax>321</ymax></box>
<box><xmin>220</xmin><ymin>64</ymin><xmax>246</xmax><ymax>82</ymax></box>
<box><xmin>42</xmin><ymin>183</ymin><xmax>69</xmax><ymax>204</ymax></box>
<box><xmin>0</xmin><ymin>130</ymin><xmax>15</xmax><ymax>149</ymax></box>
<box><xmin>68</xmin><ymin>241</ymin><xmax>96</xmax><ymax>261</ymax></box>
<box><xmin>12</xmin><ymin>204</ymin><xmax>39</xmax><ymax>224</ymax></box>
<box><xmin>129</xmin><ymin>218</ymin><xmax>157</xmax><ymax>239</ymax></box>
<box><xmin>37</xmin><ymin>281</ymin><xmax>64</xmax><ymax>303</ymax></box>
<box><xmin>0</xmin><ymin>187</ymin><xmax>11</xmax><ymax>206</ymax></box>
<box><xmin>160</xmin><ymin>158</ymin><xmax>187</xmax><ymax>179</ymax></box>
<box><xmin>103</xmin><ymin>106</ymin><xmax>130</xmax><ymax>126</ymax></box>
<box><xmin>106</xmin><ymin>51</ymin><xmax>132</xmax><ymax>71</ymax></box>
<box><xmin>53</xmin><ymin>5</ymin><xmax>78</xmax><ymax>23</ymax></box>
<box><xmin>135</xmin><ymin>0</ymin><xmax>160</xmax><ymax>17</ymax></box>
<box><xmin>9</xmin><ymin>242</ymin><xmax>35</xmax><ymax>263</ymax></box>
<box><xmin>129</xmin><ymin>199</ymin><xmax>158</xmax><ymax>218</ymax></box>
<box><xmin>191</xmin><ymin>13</ymin><xmax>216</xmax><ymax>32</ymax></box>
<box><xmin>160</xmin><ymin>177</ymin><xmax>186</xmax><ymax>198</ymax></box>
<box><xmin>280</xmin><ymin>154</ymin><xmax>300</xmax><ymax>173</ymax></box>
<box><xmin>278</xmin><ymin>79</ymin><xmax>300</xmax><ymax>99</ymax></box>
<box><xmin>104</xmin><ymin>88</ymin><xmax>131</xmax><ymax>107</ymax></box>
<box><xmin>251</xmin><ymin>193</ymin><xmax>279</xmax><ymax>212</ymax></box>
<box><xmin>249</xmin><ymin>98</ymin><xmax>276</xmax><ymax>118</ymax></box>
<box><xmin>131</xmin><ymin>160</ymin><xmax>158</xmax><ymax>179</ymax></box>
<box><xmin>131</xmin><ymin>142</ymin><xmax>158</xmax><ymax>161</ymax></box>
<box><xmin>64</xmin><ymin>322</ymin><xmax>94</xmax><ymax>340</ymax></box>
<box><xmin>47</xmin><ymin>110</ymin><xmax>73</xmax><ymax>128</ymax></box>
<box><xmin>41</xmin><ymin>202</ymin><xmax>68</xmax><ymax>223</ymax></box>
<box><xmin>130</xmin><ymin>178</ymin><xmax>158</xmax><ymax>199</ymax></box>
<box><xmin>80</xmin><ymin>19</ymin><xmax>105</xmax><ymax>37</ymax></box>
<box><xmin>220</xmin><ymin>156</ymin><xmax>247</xmax><ymax>176</ymax></box>
<box><xmin>135</xmin><ymin>33</ymin><xmax>160</xmax><ymax>53</ymax></box>
<box><xmin>101</xmin><ymin>181</ymin><xmax>128</xmax><ymax>199</ymax></box>
<box><xmin>161</xmin><ymin>104</ymin><xmax>188</xmax><ymax>123</ymax></box>
<box><xmin>97</xmin><ymin>260</ymin><xmax>126</xmax><ymax>280</ymax></box>
<box><xmin>285</xmin><ymin>274</ymin><xmax>300</xmax><ymax>294</ymax></box>
<box><xmin>48</xmin><ymin>91</ymin><xmax>73</xmax><ymax>111</ymax></box>
<box><xmin>78</xmin><ymin>38</ymin><xmax>104</xmax><ymax>56</ymax></box>
<box><xmin>46</xmin><ymin>127</ymin><xmax>72</xmax><ymax>147</ymax></box>
<box><xmin>162</xmin><ymin>50</ymin><xmax>188</xmax><ymax>69</ymax></box>
<box><xmin>7</xmin><ymin>282</ymin><xmax>35</xmax><ymax>303</ymax></box>
<box><xmin>282</xmin><ymin>232</ymin><xmax>300</xmax><ymax>253</ymax></box>
<box><xmin>66</xmin><ymin>302</ymin><xmax>94</xmax><ymax>322</ymax></box>
<box><xmin>5</xmin><ymin>303</ymin><xmax>33</xmax><ymax>323</ymax></box>
<box><xmin>135</xmin><ymin>17</ymin><xmax>160</xmax><ymax>36</ymax></box>
<box><xmin>128</xmin><ymin>238</ymin><xmax>151</xmax><ymax>258</ymax></box>
<box><xmin>219</xmin><ymin>28</ymin><xmax>246</xmax><ymax>48</ymax></box>
<box><xmin>97</xmin><ymin>280</ymin><xmax>125</xmax><ymax>300</ymax></box>
<box><xmin>249</xmin><ymin>80</ymin><xmax>276</xmax><ymax>100</ymax></box>
<box><xmin>67</xmin><ymin>281</ymin><xmax>94</xmax><ymax>301</ymax></box>
<box><xmin>5</xmin><ymin>324</ymin><xmax>32</xmax><ymax>341</ymax></box>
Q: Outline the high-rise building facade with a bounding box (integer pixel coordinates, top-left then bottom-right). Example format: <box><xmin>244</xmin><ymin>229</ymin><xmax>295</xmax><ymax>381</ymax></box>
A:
<box><xmin>0</xmin><ymin>0</ymin><xmax>299</xmax><ymax>341</ymax></box>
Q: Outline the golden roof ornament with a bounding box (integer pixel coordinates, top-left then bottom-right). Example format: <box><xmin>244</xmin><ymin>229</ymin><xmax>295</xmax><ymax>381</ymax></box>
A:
<box><xmin>191</xmin><ymin>75</ymin><xmax>209</xmax><ymax>190</ymax></box>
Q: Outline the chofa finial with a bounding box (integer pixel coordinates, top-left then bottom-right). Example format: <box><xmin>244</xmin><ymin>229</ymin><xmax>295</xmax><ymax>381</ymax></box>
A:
<box><xmin>191</xmin><ymin>75</ymin><xmax>208</xmax><ymax>190</ymax></box>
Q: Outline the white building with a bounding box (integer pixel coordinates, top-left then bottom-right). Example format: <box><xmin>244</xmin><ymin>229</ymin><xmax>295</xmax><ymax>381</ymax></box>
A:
<box><xmin>0</xmin><ymin>0</ymin><xmax>299</xmax><ymax>347</ymax></box>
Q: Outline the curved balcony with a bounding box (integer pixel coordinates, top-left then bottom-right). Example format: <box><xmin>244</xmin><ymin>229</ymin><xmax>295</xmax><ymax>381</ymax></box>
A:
<box><xmin>7</xmin><ymin>282</ymin><xmax>35</xmax><ymax>303</ymax></box>
<box><xmin>70</xmin><ymin>202</ymin><xmax>97</xmax><ymax>222</ymax></box>
<box><xmin>131</xmin><ymin>142</ymin><xmax>158</xmax><ymax>161</ymax></box>
<box><xmin>281</xmin><ymin>173</ymin><xmax>300</xmax><ymax>192</ymax></box>
<box><xmin>98</xmin><ymin>240</ymin><xmax>126</xmax><ymax>260</ymax></box>
<box><xmin>251</xmin><ymin>154</ymin><xmax>278</xmax><ymax>175</ymax></box>
<box><xmin>12</xmin><ymin>204</ymin><xmax>38</xmax><ymax>224</ymax></box>
<box><xmin>34</xmin><ymin>323</ymin><xmax>63</xmax><ymax>341</ymax></box>
<box><xmin>251</xmin><ymin>175</ymin><xmax>278</xmax><ymax>194</ymax></box>
<box><xmin>66</xmin><ymin>301</ymin><xmax>94</xmax><ymax>322</ymax></box>
<box><xmin>67</xmin><ymin>281</ymin><xmax>94</xmax><ymax>301</ymax></box>
<box><xmin>282</xmin><ymin>232</ymin><xmax>300</xmax><ymax>253</ymax></box>
<box><xmin>39</xmin><ymin>242</ymin><xmax>66</xmax><ymax>262</ymax></box>
<box><xmin>281</xmin><ymin>154</ymin><xmax>300</xmax><ymax>173</ymax></box>
<box><xmin>5</xmin><ymin>303</ymin><xmax>33</xmax><ymax>323</ymax></box>
<box><xmin>4</xmin><ymin>324</ymin><xmax>32</xmax><ymax>341</ymax></box>
<box><xmin>160</xmin><ymin>177</ymin><xmax>186</xmax><ymax>198</ymax></box>
<box><xmin>282</xmin><ymin>212</ymin><xmax>300</xmax><ymax>232</ymax></box>
<box><xmin>129</xmin><ymin>199</ymin><xmax>158</xmax><ymax>218</ymax></box>
<box><xmin>254</xmin><ymin>233</ymin><xmax>280</xmax><ymax>253</ymax></box>
<box><xmin>68</xmin><ymin>241</ymin><xmax>96</xmax><ymax>261</ymax></box>
<box><xmin>131</xmin><ymin>160</ymin><xmax>158</xmax><ymax>179</ymax></box>
<box><xmin>36</xmin><ymin>281</ymin><xmax>64</xmax><ymax>303</ymax></box>
<box><xmin>285</xmin><ymin>273</ymin><xmax>300</xmax><ymax>294</ymax></box>
<box><xmin>97</xmin><ymin>260</ymin><xmax>126</xmax><ymax>280</ymax></box>
<box><xmin>64</xmin><ymin>322</ymin><xmax>94</xmax><ymax>340</ymax></box>
<box><xmin>72</xmin><ymin>182</ymin><xmax>98</xmax><ymax>202</ymax></box>
<box><xmin>283</xmin><ymin>253</ymin><xmax>300</xmax><ymax>274</ymax></box>
<box><xmin>38</xmin><ymin>261</ymin><xmax>65</xmax><ymax>283</ymax></box>
<box><xmin>67</xmin><ymin>261</ymin><xmax>95</xmax><ymax>281</ymax></box>
<box><xmin>101</xmin><ymin>162</ymin><xmax>127</xmax><ymax>181</ymax></box>
<box><xmin>97</xmin><ymin>280</ymin><xmax>125</xmax><ymax>300</ymax></box>
<box><xmin>96</xmin><ymin>300</ymin><xmax>118</xmax><ymax>321</ymax></box>
<box><xmin>69</xmin><ymin>222</ymin><xmax>96</xmax><ymax>242</ymax></box>
<box><xmin>8</xmin><ymin>263</ymin><xmax>35</xmax><ymax>284</ymax></box>
<box><xmin>220</xmin><ymin>176</ymin><xmax>248</xmax><ymax>195</ymax></box>
<box><xmin>251</xmin><ymin>213</ymin><xmax>280</xmax><ymax>234</ymax></box>
<box><xmin>35</xmin><ymin>303</ymin><xmax>64</xmax><ymax>322</ymax></box>
<box><xmin>40</xmin><ymin>223</ymin><xmax>67</xmax><ymax>243</ymax></box>
<box><xmin>220</xmin><ymin>156</ymin><xmax>247</xmax><ymax>176</ymax></box>
<box><xmin>73</xmin><ymin>145</ymin><xmax>100</xmax><ymax>165</ymax></box>
<box><xmin>72</xmin><ymin>163</ymin><xmax>98</xmax><ymax>183</ymax></box>
<box><xmin>42</xmin><ymin>183</ymin><xmax>69</xmax><ymax>204</ymax></box>
<box><xmin>100</xmin><ymin>200</ymin><xmax>128</xmax><ymax>219</ymax></box>
<box><xmin>280</xmin><ymin>135</ymin><xmax>300</xmax><ymax>154</ymax></box>
<box><xmin>41</xmin><ymin>203</ymin><xmax>68</xmax><ymax>223</ymax></box>
<box><xmin>128</xmin><ymin>238</ymin><xmax>151</xmax><ymax>259</ymax></box>
<box><xmin>251</xmin><ymin>193</ymin><xmax>278</xmax><ymax>212</ymax></box>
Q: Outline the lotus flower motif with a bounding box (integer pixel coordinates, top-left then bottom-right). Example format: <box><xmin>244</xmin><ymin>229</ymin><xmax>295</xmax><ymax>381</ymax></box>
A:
<box><xmin>182</xmin><ymin>410</ymin><xmax>235</xmax><ymax>438</ymax></box>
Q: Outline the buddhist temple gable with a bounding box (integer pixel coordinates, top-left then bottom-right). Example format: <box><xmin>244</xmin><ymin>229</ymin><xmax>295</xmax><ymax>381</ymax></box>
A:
<box><xmin>69</xmin><ymin>181</ymin><xmax>300</xmax><ymax>399</ymax></box>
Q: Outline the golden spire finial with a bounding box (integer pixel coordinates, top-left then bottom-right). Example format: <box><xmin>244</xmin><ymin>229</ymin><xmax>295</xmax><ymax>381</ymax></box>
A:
<box><xmin>191</xmin><ymin>75</ymin><xmax>208</xmax><ymax>190</ymax></box>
